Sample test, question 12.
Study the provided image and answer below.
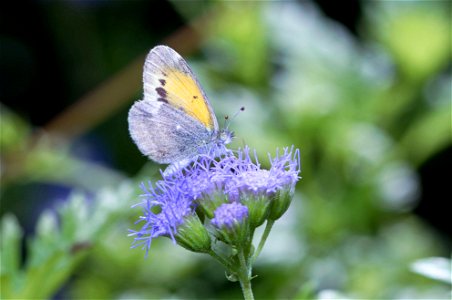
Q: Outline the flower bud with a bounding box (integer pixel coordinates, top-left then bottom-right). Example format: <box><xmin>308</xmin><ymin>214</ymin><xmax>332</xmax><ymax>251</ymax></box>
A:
<box><xmin>197</xmin><ymin>190</ymin><xmax>229</xmax><ymax>219</ymax></box>
<box><xmin>175</xmin><ymin>214</ymin><xmax>212</xmax><ymax>253</ymax></box>
<box><xmin>211</xmin><ymin>202</ymin><xmax>249</xmax><ymax>246</ymax></box>
<box><xmin>267</xmin><ymin>186</ymin><xmax>295</xmax><ymax>221</ymax></box>
<box><xmin>241</xmin><ymin>194</ymin><xmax>270</xmax><ymax>229</ymax></box>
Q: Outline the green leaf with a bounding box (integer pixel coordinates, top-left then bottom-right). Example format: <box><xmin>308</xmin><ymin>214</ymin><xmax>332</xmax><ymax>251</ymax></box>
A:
<box><xmin>0</xmin><ymin>214</ymin><xmax>22</xmax><ymax>276</ymax></box>
<box><xmin>0</xmin><ymin>182</ymin><xmax>135</xmax><ymax>299</ymax></box>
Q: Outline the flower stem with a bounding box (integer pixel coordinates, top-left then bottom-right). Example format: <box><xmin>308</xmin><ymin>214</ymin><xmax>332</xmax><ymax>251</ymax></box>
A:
<box><xmin>208</xmin><ymin>250</ymin><xmax>231</xmax><ymax>271</ymax></box>
<box><xmin>238</xmin><ymin>250</ymin><xmax>254</xmax><ymax>300</ymax></box>
<box><xmin>252</xmin><ymin>220</ymin><xmax>275</xmax><ymax>262</ymax></box>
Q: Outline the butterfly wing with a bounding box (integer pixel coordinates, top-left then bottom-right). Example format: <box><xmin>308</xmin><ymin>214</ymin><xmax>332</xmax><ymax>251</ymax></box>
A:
<box><xmin>128</xmin><ymin>99</ymin><xmax>213</xmax><ymax>164</ymax></box>
<box><xmin>128</xmin><ymin>45</ymin><xmax>218</xmax><ymax>164</ymax></box>
<box><xmin>143</xmin><ymin>45</ymin><xmax>218</xmax><ymax>131</ymax></box>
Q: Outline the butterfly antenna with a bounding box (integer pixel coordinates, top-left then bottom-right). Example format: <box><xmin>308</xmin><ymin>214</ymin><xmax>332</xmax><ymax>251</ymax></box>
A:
<box><xmin>224</xmin><ymin>106</ymin><xmax>245</xmax><ymax>130</ymax></box>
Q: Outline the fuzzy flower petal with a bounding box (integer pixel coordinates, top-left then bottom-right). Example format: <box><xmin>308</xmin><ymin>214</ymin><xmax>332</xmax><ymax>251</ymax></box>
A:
<box><xmin>129</xmin><ymin>181</ymin><xmax>194</xmax><ymax>254</ymax></box>
<box><xmin>225</xmin><ymin>146</ymin><xmax>300</xmax><ymax>198</ymax></box>
<box><xmin>211</xmin><ymin>202</ymin><xmax>249</xmax><ymax>229</ymax></box>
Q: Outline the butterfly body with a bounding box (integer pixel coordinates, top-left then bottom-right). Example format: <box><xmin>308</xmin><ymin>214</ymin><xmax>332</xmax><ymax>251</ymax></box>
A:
<box><xmin>128</xmin><ymin>45</ymin><xmax>232</xmax><ymax>175</ymax></box>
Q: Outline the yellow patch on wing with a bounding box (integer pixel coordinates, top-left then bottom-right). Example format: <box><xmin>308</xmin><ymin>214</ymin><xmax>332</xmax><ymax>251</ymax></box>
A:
<box><xmin>158</xmin><ymin>67</ymin><xmax>214</xmax><ymax>129</ymax></box>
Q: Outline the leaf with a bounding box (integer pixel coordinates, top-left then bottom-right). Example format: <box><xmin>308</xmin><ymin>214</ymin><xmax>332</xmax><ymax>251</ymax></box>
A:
<box><xmin>0</xmin><ymin>214</ymin><xmax>22</xmax><ymax>276</ymax></box>
<box><xmin>0</xmin><ymin>182</ymin><xmax>135</xmax><ymax>299</ymax></box>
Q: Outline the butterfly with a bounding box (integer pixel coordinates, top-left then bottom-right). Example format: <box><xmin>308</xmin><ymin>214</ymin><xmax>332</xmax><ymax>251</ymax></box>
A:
<box><xmin>128</xmin><ymin>45</ymin><xmax>234</xmax><ymax>176</ymax></box>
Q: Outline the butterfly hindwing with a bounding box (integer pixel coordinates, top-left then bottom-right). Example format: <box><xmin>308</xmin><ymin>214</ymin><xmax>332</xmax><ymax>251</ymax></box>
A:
<box><xmin>128</xmin><ymin>99</ymin><xmax>212</xmax><ymax>164</ymax></box>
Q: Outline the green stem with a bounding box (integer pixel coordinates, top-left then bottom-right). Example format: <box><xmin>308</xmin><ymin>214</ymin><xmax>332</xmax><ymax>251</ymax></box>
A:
<box><xmin>208</xmin><ymin>250</ymin><xmax>231</xmax><ymax>271</ymax></box>
<box><xmin>252</xmin><ymin>220</ymin><xmax>275</xmax><ymax>262</ymax></box>
<box><xmin>238</xmin><ymin>250</ymin><xmax>254</xmax><ymax>300</ymax></box>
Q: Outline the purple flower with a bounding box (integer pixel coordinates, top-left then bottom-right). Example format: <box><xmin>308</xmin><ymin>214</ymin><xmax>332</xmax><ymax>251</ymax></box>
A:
<box><xmin>211</xmin><ymin>202</ymin><xmax>249</xmax><ymax>229</ymax></box>
<box><xmin>211</xmin><ymin>202</ymin><xmax>249</xmax><ymax>245</ymax></box>
<box><xmin>178</xmin><ymin>156</ymin><xmax>228</xmax><ymax>200</ymax></box>
<box><xmin>130</xmin><ymin>146</ymin><xmax>300</xmax><ymax>254</ymax></box>
<box><xmin>228</xmin><ymin>146</ymin><xmax>300</xmax><ymax>197</ymax></box>
<box><xmin>129</xmin><ymin>181</ymin><xmax>195</xmax><ymax>254</ymax></box>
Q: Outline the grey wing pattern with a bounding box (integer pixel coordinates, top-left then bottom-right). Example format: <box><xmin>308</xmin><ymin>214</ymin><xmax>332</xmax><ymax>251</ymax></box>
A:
<box><xmin>128</xmin><ymin>99</ymin><xmax>212</xmax><ymax>164</ymax></box>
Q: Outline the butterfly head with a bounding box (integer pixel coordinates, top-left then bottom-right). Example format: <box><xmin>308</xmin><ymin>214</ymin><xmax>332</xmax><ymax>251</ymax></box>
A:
<box><xmin>200</xmin><ymin>128</ymin><xmax>233</xmax><ymax>160</ymax></box>
<box><xmin>218</xmin><ymin>128</ymin><xmax>234</xmax><ymax>145</ymax></box>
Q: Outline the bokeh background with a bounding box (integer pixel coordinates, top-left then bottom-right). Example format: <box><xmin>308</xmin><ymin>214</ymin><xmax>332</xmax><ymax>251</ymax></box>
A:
<box><xmin>1</xmin><ymin>1</ymin><xmax>451</xmax><ymax>299</ymax></box>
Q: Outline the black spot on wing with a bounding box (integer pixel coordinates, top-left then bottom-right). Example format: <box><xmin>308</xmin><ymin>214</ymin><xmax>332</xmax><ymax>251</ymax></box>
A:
<box><xmin>159</xmin><ymin>79</ymin><xmax>166</xmax><ymax>86</ymax></box>
<box><xmin>193</xmin><ymin>95</ymin><xmax>198</xmax><ymax>99</ymax></box>
<box><xmin>155</xmin><ymin>87</ymin><xmax>167</xmax><ymax>97</ymax></box>
<box><xmin>157</xmin><ymin>98</ymin><xmax>168</xmax><ymax>103</ymax></box>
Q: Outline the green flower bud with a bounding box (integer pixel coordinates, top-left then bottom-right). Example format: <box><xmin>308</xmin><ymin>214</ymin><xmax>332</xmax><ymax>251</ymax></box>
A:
<box><xmin>175</xmin><ymin>214</ymin><xmax>211</xmax><ymax>253</ymax></box>
<box><xmin>241</xmin><ymin>194</ymin><xmax>271</xmax><ymax>229</ymax></box>
<box><xmin>268</xmin><ymin>186</ymin><xmax>294</xmax><ymax>221</ymax></box>
<box><xmin>197</xmin><ymin>190</ymin><xmax>229</xmax><ymax>219</ymax></box>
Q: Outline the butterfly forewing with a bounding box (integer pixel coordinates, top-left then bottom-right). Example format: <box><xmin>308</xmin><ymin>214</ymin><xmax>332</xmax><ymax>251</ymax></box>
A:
<box><xmin>143</xmin><ymin>46</ymin><xmax>218</xmax><ymax>131</ymax></box>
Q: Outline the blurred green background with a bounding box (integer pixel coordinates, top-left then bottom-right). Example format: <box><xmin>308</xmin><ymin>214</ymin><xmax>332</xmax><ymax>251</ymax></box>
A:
<box><xmin>1</xmin><ymin>1</ymin><xmax>451</xmax><ymax>299</ymax></box>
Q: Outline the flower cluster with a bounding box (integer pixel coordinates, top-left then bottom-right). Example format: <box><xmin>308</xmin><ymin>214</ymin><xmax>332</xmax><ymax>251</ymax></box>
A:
<box><xmin>129</xmin><ymin>146</ymin><xmax>300</xmax><ymax>255</ymax></box>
